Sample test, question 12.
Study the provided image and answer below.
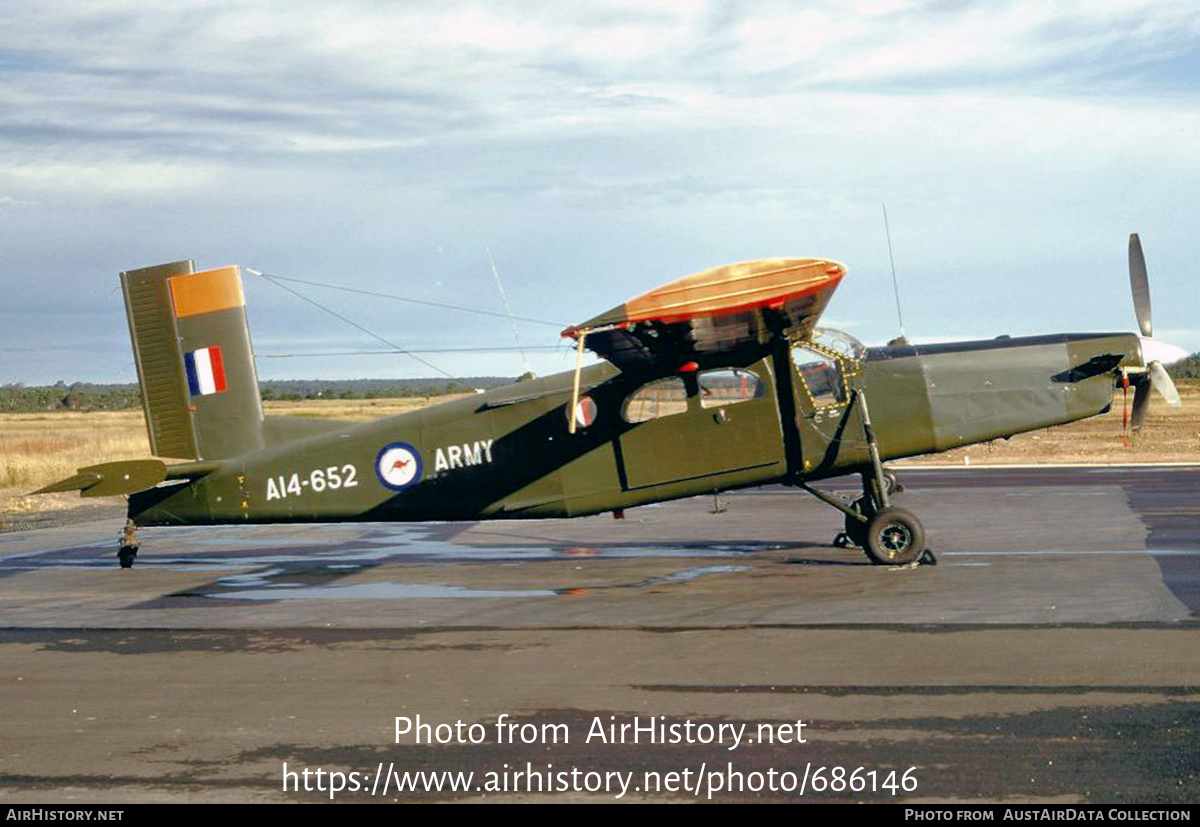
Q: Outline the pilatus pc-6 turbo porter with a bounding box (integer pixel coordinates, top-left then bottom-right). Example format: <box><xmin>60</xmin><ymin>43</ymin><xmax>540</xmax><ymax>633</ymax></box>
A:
<box><xmin>36</xmin><ymin>234</ymin><xmax>1185</xmax><ymax>567</ymax></box>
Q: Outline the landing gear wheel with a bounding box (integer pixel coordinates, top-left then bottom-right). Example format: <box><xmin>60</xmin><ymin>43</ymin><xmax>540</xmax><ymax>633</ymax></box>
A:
<box><xmin>118</xmin><ymin>545</ymin><xmax>138</xmax><ymax>569</ymax></box>
<box><xmin>862</xmin><ymin>507</ymin><xmax>925</xmax><ymax>566</ymax></box>
<box><xmin>842</xmin><ymin>497</ymin><xmax>874</xmax><ymax>548</ymax></box>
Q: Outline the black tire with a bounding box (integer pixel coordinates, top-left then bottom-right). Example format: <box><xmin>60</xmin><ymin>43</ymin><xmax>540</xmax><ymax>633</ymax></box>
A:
<box><xmin>843</xmin><ymin>497</ymin><xmax>874</xmax><ymax>547</ymax></box>
<box><xmin>118</xmin><ymin>546</ymin><xmax>137</xmax><ymax>569</ymax></box>
<box><xmin>862</xmin><ymin>507</ymin><xmax>925</xmax><ymax>566</ymax></box>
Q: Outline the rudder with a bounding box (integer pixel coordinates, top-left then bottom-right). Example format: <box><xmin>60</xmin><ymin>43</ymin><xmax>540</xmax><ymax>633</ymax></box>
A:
<box><xmin>121</xmin><ymin>261</ymin><xmax>264</xmax><ymax>460</ymax></box>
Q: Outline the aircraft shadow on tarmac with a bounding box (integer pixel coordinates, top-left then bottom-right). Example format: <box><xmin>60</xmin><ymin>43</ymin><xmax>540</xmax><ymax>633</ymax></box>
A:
<box><xmin>77</xmin><ymin>535</ymin><xmax>854</xmax><ymax>603</ymax></box>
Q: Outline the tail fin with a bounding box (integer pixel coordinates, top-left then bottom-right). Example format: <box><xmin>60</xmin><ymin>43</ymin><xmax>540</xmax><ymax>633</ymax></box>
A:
<box><xmin>120</xmin><ymin>260</ymin><xmax>264</xmax><ymax>460</ymax></box>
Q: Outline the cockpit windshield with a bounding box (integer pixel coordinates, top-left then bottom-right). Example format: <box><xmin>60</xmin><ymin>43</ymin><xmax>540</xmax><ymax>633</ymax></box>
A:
<box><xmin>812</xmin><ymin>327</ymin><xmax>866</xmax><ymax>361</ymax></box>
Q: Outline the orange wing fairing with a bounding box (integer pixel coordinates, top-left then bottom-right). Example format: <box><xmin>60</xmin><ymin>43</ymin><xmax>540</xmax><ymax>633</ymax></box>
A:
<box><xmin>623</xmin><ymin>259</ymin><xmax>844</xmax><ymax>325</ymax></box>
<box><xmin>168</xmin><ymin>266</ymin><xmax>245</xmax><ymax>318</ymax></box>
<box><xmin>566</xmin><ymin>258</ymin><xmax>845</xmax><ymax>335</ymax></box>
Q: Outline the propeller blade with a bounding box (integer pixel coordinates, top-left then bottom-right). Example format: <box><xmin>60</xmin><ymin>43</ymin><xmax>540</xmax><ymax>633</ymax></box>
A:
<box><xmin>1129</xmin><ymin>232</ymin><xmax>1152</xmax><ymax>338</ymax></box>
<box><xmin>1148</xmin><ymin>360</ymin><xmax>1182</xmax><ymax>406</ymax></box>
<box><xmin>1130</xmin><ymin>375</ymin><xmax>1152</xmax><ymax>431</ymax></box>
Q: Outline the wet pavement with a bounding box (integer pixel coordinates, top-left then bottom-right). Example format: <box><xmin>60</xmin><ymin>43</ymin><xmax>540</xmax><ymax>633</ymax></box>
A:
<box><xmin>0</xmin><ymin>466</ymin><xmax>1196</xmax><ymax>802</ymax></box>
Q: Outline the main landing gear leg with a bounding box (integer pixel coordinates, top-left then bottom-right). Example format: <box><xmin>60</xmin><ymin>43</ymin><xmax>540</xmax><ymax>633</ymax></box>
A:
<box><xmin>118</xmin><ymin>520</ymin><xmax>139</xmax><ymax>569</ymax></box>
<box><xmin>804</xmin><ymin>389</ymin><xmax>933</xmax><ymax>567</ymax></box>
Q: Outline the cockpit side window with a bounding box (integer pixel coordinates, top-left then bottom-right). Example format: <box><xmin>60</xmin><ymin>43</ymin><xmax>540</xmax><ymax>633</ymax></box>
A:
<box><xmin>792</xmin><ymin>346</ymin><xmax>847</xmax><ymax>407</ymax></box>
<box><xmin>698</xmin><ymin>368</ymin><xmax>764</xmax><ymax>409</ymax></box>
<box><xmin>622</xmin><ymin>377</ymin><xmax>689</xmax><ymax>423</ymax></box>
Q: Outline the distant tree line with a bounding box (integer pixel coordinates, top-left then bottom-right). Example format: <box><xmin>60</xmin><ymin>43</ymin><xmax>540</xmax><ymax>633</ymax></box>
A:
<box><xmin>1167</xmin><ymin>353</ymin><xmax>1200</xmax><ymax>381</ymax></box>
<box><xmin>5</xmin><ymin>355</ymin><xmax>1195</xmax><ymax>414</ymax></box>
<box><xmin>0</xmin><ymin>381</ymin><xmax>143</xmax><ymax>413</ymax></box>
<box><xmin>0</xmin><ymin>377</ymin><xmax>513</xmax><ymax>413</ymax></box>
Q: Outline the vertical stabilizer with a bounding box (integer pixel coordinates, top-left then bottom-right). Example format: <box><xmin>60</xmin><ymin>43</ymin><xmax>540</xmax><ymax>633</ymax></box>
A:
<box><xmin>121</xmin><ymin>262</ymin><xmax>264</xmax><ymax>460</ymax></box>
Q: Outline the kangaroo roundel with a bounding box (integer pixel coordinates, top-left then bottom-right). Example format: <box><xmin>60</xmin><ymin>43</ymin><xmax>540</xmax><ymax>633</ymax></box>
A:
<box><xmin>375</xmin><ymin>443</ymin><xmax>423</xmax><ymax>491</ymax></box>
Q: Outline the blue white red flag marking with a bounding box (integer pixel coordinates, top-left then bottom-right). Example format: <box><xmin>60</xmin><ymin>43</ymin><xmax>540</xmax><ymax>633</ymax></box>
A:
<box><xmin>184</xmin><ymin>346</ymin><xmax>227</xmax><ymax>396</ymax></box>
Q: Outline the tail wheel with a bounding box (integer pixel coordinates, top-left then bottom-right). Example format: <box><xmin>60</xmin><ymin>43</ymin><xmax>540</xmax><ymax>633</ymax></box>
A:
<box><xmin>863</xmin><ymin>507</ymin><xmax>925</xmax><ymax>566</ymax></box>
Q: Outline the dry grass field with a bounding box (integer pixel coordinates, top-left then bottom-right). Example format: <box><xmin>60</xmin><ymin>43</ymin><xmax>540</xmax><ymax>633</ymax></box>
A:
<box><xmin>1</xmin><ymin>387</ymin><xmax>1195</xmax><ymax>521</ymax></box>
<box><xmin>0</xmin><ymin>396</ymin><xmax>462</xmax><ymax>521</ymax></box>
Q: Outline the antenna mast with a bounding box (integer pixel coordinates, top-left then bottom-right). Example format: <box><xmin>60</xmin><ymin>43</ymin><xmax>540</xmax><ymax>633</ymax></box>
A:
<box><xmin>882</xmin><ymin>202</ymin><xmax>908</xmax><ymax>345</ymax></box>
<box><xmin>485</xmin><ymin>246</ymin><xmax>534</xmax><ymax>378</ymax></box>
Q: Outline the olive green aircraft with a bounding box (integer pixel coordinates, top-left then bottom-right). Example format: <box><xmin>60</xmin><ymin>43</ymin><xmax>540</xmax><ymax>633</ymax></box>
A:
<box><xmin>36</xmin><ymin>234</ymin><xmax>1184</xmax><ymax>568</ymax></box>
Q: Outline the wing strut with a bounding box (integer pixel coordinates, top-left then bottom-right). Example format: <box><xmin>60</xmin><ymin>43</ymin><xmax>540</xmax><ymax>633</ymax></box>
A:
<box><xmin>568</xmin><ymin>328</ymin><xmax>588</xmax><ymax>434</ymax></box>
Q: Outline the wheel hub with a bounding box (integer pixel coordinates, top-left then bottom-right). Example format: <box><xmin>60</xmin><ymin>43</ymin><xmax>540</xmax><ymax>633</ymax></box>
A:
<box><xmin>879</xmin><ymin>523</ymin><xmax>912</xmax><ymax>557</ymax></box>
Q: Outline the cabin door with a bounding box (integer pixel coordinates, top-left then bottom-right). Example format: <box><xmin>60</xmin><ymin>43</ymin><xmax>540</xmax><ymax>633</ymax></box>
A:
<box><xmin>617</xmin><ymin>362</ymin><xmax>785</xmax><ymax>490</ymax></box>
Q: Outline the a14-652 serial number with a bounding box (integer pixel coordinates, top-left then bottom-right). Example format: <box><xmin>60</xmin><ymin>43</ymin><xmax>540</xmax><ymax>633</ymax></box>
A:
<box><xmin>265</xmin><ymin>465</ymin><xmax>358</xmax><ymax>501</ymax></box>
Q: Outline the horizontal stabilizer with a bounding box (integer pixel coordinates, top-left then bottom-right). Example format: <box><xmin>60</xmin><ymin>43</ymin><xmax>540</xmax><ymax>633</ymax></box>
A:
<box><xmin>31</xmin><ymin>471</ymin><xmax>105</xmax><ymax>495</ymax></box>
<box><xmin>31</xmin><ymin>459</ymin><xmax>217</xmax><ymax>498</ymax></box>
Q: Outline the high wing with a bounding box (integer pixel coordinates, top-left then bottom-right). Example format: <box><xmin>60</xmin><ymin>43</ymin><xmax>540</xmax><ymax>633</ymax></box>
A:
<box><xmin>562</xmin><ymin>258</ymin><xmax>846</xmax><ymax>370</ymax></box>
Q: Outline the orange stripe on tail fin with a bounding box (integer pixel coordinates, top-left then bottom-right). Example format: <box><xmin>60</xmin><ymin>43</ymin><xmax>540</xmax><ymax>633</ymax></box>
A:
<box><xmin>168</xmin><ymin>266</ymin><xmax>245</xmax><ymax>318</ymax></box>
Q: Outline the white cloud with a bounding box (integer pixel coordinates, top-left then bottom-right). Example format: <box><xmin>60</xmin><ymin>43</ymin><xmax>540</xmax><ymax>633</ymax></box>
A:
<box><xmin>2</xmin><ymin>1</ymin><xmax>1195</xmax><ymax>177</ymax></box>
<box><xmin>0</xmin><ymin>1</ymin><xmax>1195</xmax><ymax>381</ymax></box>
<box><xmin>2</xmin><ymin>161</ymin><xmax>219</xmax><ymax>194</ymax></box>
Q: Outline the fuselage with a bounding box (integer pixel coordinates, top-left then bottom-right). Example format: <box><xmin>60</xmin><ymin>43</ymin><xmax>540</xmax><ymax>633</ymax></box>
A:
<box><xmin>129</xmin><ymin>331</ymin><xmax>1141</xmax><ymax>526</ymax></box>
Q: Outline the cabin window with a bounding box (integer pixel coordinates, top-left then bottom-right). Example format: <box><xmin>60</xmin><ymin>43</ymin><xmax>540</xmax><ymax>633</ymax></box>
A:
<box><xmin>622</xmin><ymin>377</ymin><xmax>688</xmax><ymax>423</ymax></box>
<box><xmin>698</xmin><ymin>368</ymin><xmax>765</xmax><ymax>409</ymax></box>
<box><xmin>792</xmin><ymin>346</ymin><xmax>846</xmax><ymax>407</ymax></box>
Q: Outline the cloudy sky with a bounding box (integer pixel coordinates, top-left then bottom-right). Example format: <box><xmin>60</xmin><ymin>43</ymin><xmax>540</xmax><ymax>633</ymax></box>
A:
<box><xmin>1</xmin><ymin>0</ymin><xmax>1197</xmax><ymax>384</ymax></box>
